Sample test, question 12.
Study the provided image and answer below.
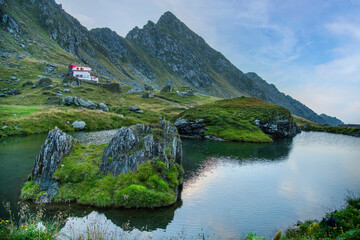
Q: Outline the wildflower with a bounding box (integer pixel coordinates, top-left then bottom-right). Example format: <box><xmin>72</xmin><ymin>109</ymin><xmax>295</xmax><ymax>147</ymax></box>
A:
<box><xmin>25</xmin><ymin>228</ymin><xmax>27</xmax><ymax>231</ymax></box>
<box><xmin>21</xmin><ymin>225</ymin><xmax>24</xmax><ymax>227</ymax></box>
<box><xmin>5</xmin><ymin>220</ymin><xmax>8</xmax><ymax>223</ymax></box>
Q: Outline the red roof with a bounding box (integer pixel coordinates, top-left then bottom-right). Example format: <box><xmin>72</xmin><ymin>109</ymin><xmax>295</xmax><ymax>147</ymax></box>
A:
<box><xmin>70</xmin><ymin>64</ymin><xmax>91</xmax><ymax>71</ymax></box>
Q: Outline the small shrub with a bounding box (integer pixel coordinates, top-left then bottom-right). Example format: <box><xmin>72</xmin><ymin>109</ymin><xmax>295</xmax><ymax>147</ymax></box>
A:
<box><xmin>20</xmin><ymin>181</ymin><xmax>40</xmax><ymax>200</ymax></box>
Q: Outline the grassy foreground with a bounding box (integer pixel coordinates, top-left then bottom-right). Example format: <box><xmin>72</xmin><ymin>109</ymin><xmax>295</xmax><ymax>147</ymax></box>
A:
<box><xmin>175</xmin><ymin>96</ymin><xmax>293</xmax><ymax>143</ymax></box>
<box><xmin>21</xmin><ymin>141</ymin><xmax>184</xmax><ymax>208</ymax></box>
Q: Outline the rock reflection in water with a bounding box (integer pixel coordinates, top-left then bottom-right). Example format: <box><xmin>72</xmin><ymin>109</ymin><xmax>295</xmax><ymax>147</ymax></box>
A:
<box><xmin>58</xmin><ymin>211</ymin><xmax>152</xmax><ymax>240</ymax></box>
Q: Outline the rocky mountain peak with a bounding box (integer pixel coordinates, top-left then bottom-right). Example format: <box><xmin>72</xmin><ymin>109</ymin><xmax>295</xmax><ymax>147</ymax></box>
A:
<box><xmin>157</xmin><ymin>11</ymin><xmax>181</xmax><ymax>25</ymax></box>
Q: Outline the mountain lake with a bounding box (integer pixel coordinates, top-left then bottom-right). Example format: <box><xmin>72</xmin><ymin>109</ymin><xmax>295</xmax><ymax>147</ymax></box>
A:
<box><xmin>0</xmin><ymin>130</ymin><xmax>359</xmax><ymax>239</ymax></box>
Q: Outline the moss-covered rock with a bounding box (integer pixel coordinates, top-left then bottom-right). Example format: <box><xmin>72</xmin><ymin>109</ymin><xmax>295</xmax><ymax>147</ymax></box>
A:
<box><xmin>21</xmin><ymin>121</ymin><xmax>184</xmax><ymax>208</ymax></box>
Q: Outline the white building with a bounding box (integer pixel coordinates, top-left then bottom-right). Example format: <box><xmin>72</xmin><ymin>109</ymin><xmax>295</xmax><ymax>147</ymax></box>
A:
<box><xmin>69</xmin><ymin>64</ymin><xmax>99</xmax><ymax>82</ymax></box>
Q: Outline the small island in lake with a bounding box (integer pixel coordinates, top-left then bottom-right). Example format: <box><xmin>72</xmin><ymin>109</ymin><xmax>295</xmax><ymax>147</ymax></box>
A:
<box><xmin>21</xmin><ymin>120</ymin><xmax>184</xmax><ymax>208</ymax></box>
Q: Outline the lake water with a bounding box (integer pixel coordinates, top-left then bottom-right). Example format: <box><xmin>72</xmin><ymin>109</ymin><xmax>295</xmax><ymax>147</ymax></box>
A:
<box><xmin>0</xmin><ymin>131</ymin><xmax>359</xmax><ymax>239</ymax></box>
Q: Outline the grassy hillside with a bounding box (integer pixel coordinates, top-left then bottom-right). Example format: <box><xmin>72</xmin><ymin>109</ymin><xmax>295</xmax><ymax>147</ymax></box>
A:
<box><xmin>293</xmin><ymin>115</ymin><xmax>359</xmax><ymax>137</ymax></box>
<box><xmin>175</xmin><ymin>97</ymin><xmax>293</xmax><ymax>142</ymax></box>
<box><xmin>0</xmin><ymin>56</ymin><xmax>218</xmax><ymax>137</ymax></box>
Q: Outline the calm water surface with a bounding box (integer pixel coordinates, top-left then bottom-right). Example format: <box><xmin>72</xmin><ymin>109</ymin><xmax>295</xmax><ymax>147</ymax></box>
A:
<box><xmin>0</xmin><ymin>131</ymin><xmax>359</xmax><ymax>239</ymax></box>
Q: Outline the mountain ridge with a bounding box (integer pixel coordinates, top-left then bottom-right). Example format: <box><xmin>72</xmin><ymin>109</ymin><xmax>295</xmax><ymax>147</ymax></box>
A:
<box><xmin>0</xmin><ymin>0</ymin><xmax>342</xmax><ymax>125</ymax></box>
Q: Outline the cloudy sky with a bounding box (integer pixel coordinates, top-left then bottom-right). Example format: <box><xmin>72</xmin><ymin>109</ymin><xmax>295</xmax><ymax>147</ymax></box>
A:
<box><xmin>56</xmin><ymin>0</ymin><xmax>360</xmax><ymax>123</ymax></box>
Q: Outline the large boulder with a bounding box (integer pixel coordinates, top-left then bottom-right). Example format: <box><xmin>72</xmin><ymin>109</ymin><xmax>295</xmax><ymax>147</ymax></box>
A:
<box><xmin>161</xmin><ymin>80</ymin><xmax>174</xmax><ymax>92</ymax></box>
<box><xmin>99</xmin><ymin>103</ymin><xmax>109</xmax><ymax>112</ymax></box>
<box><xmin>72</xmin><ymin>120</ymin><xmax>86</xmax><ymax>130</ymax></box>
<box><xmin>254</xmin><ymin>118</ymin><xmax>301</xmax><ymax>138</ymax></box>
<box><xmin>32</xmin><ymin>78</ymin><xmax>52</xmax><ymax>88</ymax></box>
<box><xmin>142</xmin><ymin>91</ymin><xmax>154</xmax><ymax>98</ymax></box>
<box><xmin>32</xmin><ymin>127</ymin><xmax>73</xmax><ymax>203</ymax></box>
<box><xmin>73</xmin><ymin>97</ymin><xmax>97</xmax><ymax>109</ymax></box>
<box><xmin>100</xmin><ymin>120</ymin><xmax>182</xmax><ymax>176</ymax></box>
<box><xmin>174</xmin><ymin>118</ymin><xmax>207</xmax><ymax>138</ymax></box>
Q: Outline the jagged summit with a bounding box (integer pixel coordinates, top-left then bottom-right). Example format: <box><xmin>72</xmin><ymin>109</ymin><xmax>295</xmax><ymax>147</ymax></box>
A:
<box><xmin>0</xmin><ymin>2</ymin><xmax>341</xmax><ymax>125</ymax></box>
<box><xmin>157</xmin><ymin>11</ymin><xmax>182</xmax><ymax>25</ymax></box>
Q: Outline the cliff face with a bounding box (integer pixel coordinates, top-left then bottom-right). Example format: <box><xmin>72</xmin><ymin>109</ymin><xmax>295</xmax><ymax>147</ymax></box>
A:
<box><xmin>0</xmin><ymin>0</ymin><xmax>342</xmax><ymax>125</ymax></box>
<box><xmin>100</xmin><ymin>120</ymin><xmax>182</xmax><ymax>176</ymax></box>
<box><xmin>32</xmin><ymin>127</ymin><xmax>73</xmax><ymax>203</ymax></box>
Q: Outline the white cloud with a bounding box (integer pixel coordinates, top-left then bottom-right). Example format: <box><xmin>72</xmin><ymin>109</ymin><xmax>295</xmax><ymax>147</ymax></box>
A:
<box><xmin>326</xmin><ymin>22</ymin><xmax>360</xmax><ymax>40</ymax></box>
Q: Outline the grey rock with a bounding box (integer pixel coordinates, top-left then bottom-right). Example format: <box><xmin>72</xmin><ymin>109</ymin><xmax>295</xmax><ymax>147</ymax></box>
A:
<box><xmin>63</xmin><ymin>88</ymin><xmax>70</xmax><ymax>93</ymax></box>
<box><xmin>1</xmin><ymin>14</ymin><xmax>20</xmax><ymax>35</ymax></box>
<box><xmin>64</xmin><ymin>96</ymin><xmax>74</xmax><ymax>106</ymax></box>
<box><xmin>144</xmin><ymin>84</ymin><xmax>153</xmax><ymax>91</ymax></box>
<box><xmin>129</xmin><ymin>105</ymin><xmax>140</xmax><ymax>111</ymax></box>
<box><xmin>0</xmin><ymin>94</ymin><xmax>8</xmax><ymax>97</ymax></box>
<box><xmin>176</xmin><ymin>90</ymin><xmax>195</xmax><ymax>97</ymax></box>
<box><xmin>72</xmin><ymin>120</ymin><xmax>86</xmax><ymax>129</ymax></box>
<box><xmin>99</xmin><ymin>103</ymin><xmax>109</xmax><ymax>112</ymax></box>
<box><xmin>22</xmin><ymin>81</ymin><xmax>33</xmax><ymax>87</ymax></box>
<box><xmin>17</xmin><ymin>96</ymin><xmax>25</xmax><ymax>99</ymax></box>
<box><xmin>161</xmin><ymin>80</ymin><xmax>174</xmax><ymax>92</ymax></box>
<box><xmin>127</xmin><ymin>87</ymin><xmax>143</xmax><ymax>94</ymax></box>
<box><xmin>100</xmin><ymin>120</ymin><xmax>182</xmax><ymax>176</ymax></box>
<box><xmin>73</xmin><ymin>97</ymin><xmax>97</xmax><ymax>109</ymax></box>
<box><xmin>10</xmin><ymin>76</ymin><xmax>17</xmax><ymax>80</ymax></box>
<box><xmin>136</xmin><ymin>110</ymin><xmax>144</xmax><ymax>114</ymax></box>
<box><xmin>142</xmin><ymin>91</ymin><xmax>154</xmax><ymax>98</ymax></box>
<box><xmin>20</xmin><ymin>44</ymin><xmax>25</xmax><ymax>48</ymax></box>
<box><xmin>32</xmin><ymin>78</ymin><xmax>52</xmax><ymax>88</ymax></box>
<box><xmin>4</xmin><ymin>88</ymin><xmax>21</xmax><ymax>95</ymax></box>
<box><xmin>254</xmin><ymin>117</ymin><xmax>301</xmax><ymax>138</ymax></box>
<box><xmin>175</xmin><ymin>118</ymin><xmax>207</xmax><ymax>137</ymax></box>
<box><xmin>2</xmin><ymin>125</ymin><xmax>8</xmax><ymax>129</ymax></box>
<box><xmin>32</xmin><ymin>127</ymin><xmax>73</xmax><ymax>203</ymax></box>
<box><xmin>118</xmin><ymin>114</ymin><xmax>124</xmax><ymax>118</ymax></box>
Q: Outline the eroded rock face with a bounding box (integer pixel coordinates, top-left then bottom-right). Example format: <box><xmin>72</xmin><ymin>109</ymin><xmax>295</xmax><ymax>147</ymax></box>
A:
<box><xmin>254</xmin><ymin>118</ymin><xmax>301</xmax><ymax>138</ymax></box>
<box><xmin>174</xmin><ymin>118</ymin><xmax>207</xmax><ymax>138</ymax></box>
<box><xmin>32</xmin><ymin>127</ymin><xmax>73</xmax><ymax>203</ymax></box>
<box><xmin>100</xmin><ymin>120</ymin><xmax>182</xmax><ymax>176</ymax></box>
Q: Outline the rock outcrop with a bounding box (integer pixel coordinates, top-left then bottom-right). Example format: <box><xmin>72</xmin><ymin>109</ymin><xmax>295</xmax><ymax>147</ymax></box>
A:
<box><xmin>32</xmin><ymin>127</ymin><xmax>73</xmax><ymax>203</ymax></box>
<box><xmin>100</xmin><ymin>120</ymin><xmax>182</xmax><ymax>176</ymax></box>
<box><xmin>254</xmin><ymin>118</ymin><xmax>301</xmax><ymax>138</ymax></box>
<box><xmin>161</xmin><ymin>80</ymin><xmax>174</xmax><ymax>92</ymax></box>
<box><xmin>174</xmin><ymin>118</ymin><xmax>207</xmax><ymax>138</ymax></box>
<box><xmin>64</xmin><ymin>96</ymin><xmax>108</xmax><ymax>111</ymax></box>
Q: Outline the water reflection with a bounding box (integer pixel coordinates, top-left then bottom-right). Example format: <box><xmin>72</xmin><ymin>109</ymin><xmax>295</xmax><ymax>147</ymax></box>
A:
<box><xmin>1</xmin><ymin>130</ymin><xmax>359</xmax><ymax>239</ymax></box>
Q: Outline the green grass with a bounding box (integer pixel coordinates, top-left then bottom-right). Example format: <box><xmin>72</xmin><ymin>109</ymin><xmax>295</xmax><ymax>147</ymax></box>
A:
<box><xmin>175</xmin><ymin>96</ymin><xmax>293</xmax><ymax>142</ymax></box>
<box><xmin>282</xmin><ymin>196</ymin><xmax>360</xmax><ymax>239</ymax></box>
<box><xmin>293</xmin><ymin>115</ymin><xmax>360</xmax><ymax>137</ymax></box>
<box><xmin>0</xmin><ymin>107</ymin><xmax>141</xmax><ymax>137</ymax></box>
<box><xmin>22</xmin><ymin>142</ymin><xmax>183</xmax><ymax>208</ymax></box>
<box><xmin>0</xmin><ymin>105</ymin><xmax>43</xmax><ymax>118</ymax></box>
<box><xmin>0</xmin><ymin>202</ymin><xmax>61</xmax><ymax>240</ymax></box>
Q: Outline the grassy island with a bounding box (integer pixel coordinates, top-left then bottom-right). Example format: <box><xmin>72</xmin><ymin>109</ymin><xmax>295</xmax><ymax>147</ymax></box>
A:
<box><xmin>175</xmin><ymin>97</ymin><xmax>294</xmax><ymax>143</ymax></box>
<box><xmin>21</xmin><ymin>142</ymin><xmax>184</xmax><ymax>208</ymax></box>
